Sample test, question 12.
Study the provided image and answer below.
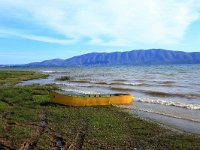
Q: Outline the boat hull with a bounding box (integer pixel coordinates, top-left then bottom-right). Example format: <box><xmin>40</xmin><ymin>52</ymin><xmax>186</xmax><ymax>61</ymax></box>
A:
<box><xmin>49</xmin><ymin>92</ymin><xmax>133</xmax><ymax>106</ymax></box>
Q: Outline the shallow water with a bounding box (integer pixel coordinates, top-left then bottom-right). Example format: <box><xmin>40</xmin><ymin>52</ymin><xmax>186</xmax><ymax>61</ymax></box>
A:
<box><xmin>2</xmin><ymin>64</ymin><xmax>200</xmax><ymax>134</ymax></box>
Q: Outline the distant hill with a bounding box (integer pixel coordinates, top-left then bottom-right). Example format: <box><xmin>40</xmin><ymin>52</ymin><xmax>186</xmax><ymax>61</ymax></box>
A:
<box><xmin>26</xmin><ymin>49</ymin><xmax>200</xmax><ymax>66</ymax></box>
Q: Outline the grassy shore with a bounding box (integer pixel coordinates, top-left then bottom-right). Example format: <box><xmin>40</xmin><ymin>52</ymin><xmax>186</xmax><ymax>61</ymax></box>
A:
<box><xmin>0</xmin><ymin>71</ymin><xmax>200</xmax><ymax>149</ymax></box>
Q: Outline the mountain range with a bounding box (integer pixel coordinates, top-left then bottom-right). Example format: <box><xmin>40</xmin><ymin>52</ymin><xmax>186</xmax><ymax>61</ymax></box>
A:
<box><xmin>26</xmin><ymin>49</ymin><xmax>200</xmax><ymax>66</ymax></box>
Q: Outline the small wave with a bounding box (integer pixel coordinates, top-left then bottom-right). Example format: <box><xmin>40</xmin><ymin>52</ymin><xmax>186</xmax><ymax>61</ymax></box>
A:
<box><xmin>94</xmin><ymin>81</ymin><xmax>151</xmax><ymax>87</ymax></box>
<box><xmin>143</xmin><ymin>91</ymin><xmax>200</xmax><ymax>99</ymax></box>
<box><xmin>134</xmin><ymin>79</ymin><xmax>146</xmax><ymax>82</ymax></box>
<box><xmin>112</xmin><ymin>87</ymin><xmax>200</xmax><ymax>99</ymax></box>
<box><xmin>143</xmin><ymin>91</ymin><xmax>175</xmax><ymax>97</ymax></box>
<box><xmin>62</xmin><ymin>88</ymin><xmax>100</xmax><ymax>94</ymax></box>
<box><xmin>135</xmin><ymin>97</ymin><xmax>200</xmax><ymax>110</ymax></box>
<box><xmin>156</xmin><ymin>81</ymin><xmax>178</xmax><ymax>87</ymax></box>
<box><xmin>95</xmin><ymin>81</ymin><xmax>134</xmax><ymax>86</ymax></box>
<box><xmin>110</xmin><ymin>82</ymin><xmax>150</xmax><ymax>86</ymax></box>
<box><xmin>158</xmin><ymin>81</ymin><xmax>176</xmax><ymax>84</ymax></box>
<box><xmin>55</xmin><ymin>82</ymin><xmax>75</xmax><ymax>86</ymax></box>
<box><xmin>133</xmin><ymin>83</ymin><xmax>151</xmax><ymax>86</ymax></box>
<box><xmin>112</xmin><ymin>80</ymin><xmax>177</xmax><ymax>87</ymax></box>
<box><xmin>42</xmin><ymin>70</ymin><xmax>71</xmax><ymax>74</ymax></box>
<box><xmin>110</xmin><ymin>82</ymin><xmax>131</xmax><ymax>86</ymax></box>
<box><xmin>110</xmin><ymin>82</ymin><xmax>130</xmax><ymax>85</ymax></box>
<box><xmin>41</xmin><ymin>70</ymin><xmax>70</xmax><ymax>74</ymax></box>
<box><xmin>110</xmin><ymin>87</ymin><xmax>134</xmax><ymax>91</ymax></box>
<box><xmin>189</xmin><ymin>93</ymin><xmax>200</xmax><ymax>98</ymax></box>
<box><xmin>95</xmin><ymin>81</ymin><xmax>108</xmax><ymax>85</ymax></box>
<box><xmin>112</xmin><ymin>79</ymin><xmax>129</xmax><ymax>82</ymax></box>
<box><xmin>42</xmin><ymin>70</ymin><xmax>56</xmax><ymax>73</ymax></box>
<box><xmin>110</xmin><ymin>87</ymin><xmax>173</xmax><ymax>97</ymax></box>
<box><xmin>78</xmin><ymin>85</ymin><xmax>98</xmax><ymax>88</ymax></box>
<box><xmin>70</xmin><ymin>80</ymin><xmax>91</xmax><ymax>83</ymax></box>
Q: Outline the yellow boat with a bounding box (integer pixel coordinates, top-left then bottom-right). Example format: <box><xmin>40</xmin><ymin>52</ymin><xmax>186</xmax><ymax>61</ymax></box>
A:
<box><xmin>49</xmin><ymin>91</ymin><xmax>133</xmax><ymax>106</ymax></box>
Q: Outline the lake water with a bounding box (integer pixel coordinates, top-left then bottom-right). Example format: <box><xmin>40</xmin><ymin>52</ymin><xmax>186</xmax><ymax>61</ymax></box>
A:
<box><xmin>2</xmin><ymin>64</ymin><xmax>200</xmax><ymax>134</ymax></box>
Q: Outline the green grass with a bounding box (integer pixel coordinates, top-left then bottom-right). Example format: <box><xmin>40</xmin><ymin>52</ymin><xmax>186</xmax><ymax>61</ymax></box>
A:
<box><xmin>0</xmin><ymin>70</ymin><xmax>48</xmax><ymax>85</ymax></box>
<box><xmin>0</xmin><ymin>71</ymin><xmax>200</xmax><ymax>149</ymax></box>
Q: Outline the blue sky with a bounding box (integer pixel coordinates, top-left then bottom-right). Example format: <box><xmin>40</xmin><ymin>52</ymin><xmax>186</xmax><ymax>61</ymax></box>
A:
<box><xmin>0</xmin><ymin>0</ymin><xmax>200</xmax><ymax>64</ymax></box>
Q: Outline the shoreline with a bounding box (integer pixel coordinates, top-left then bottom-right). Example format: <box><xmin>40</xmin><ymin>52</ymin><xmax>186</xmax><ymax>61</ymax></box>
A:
<box><xmin>118</xmin><ymin>105</ymin><xmax>200</xmax><ymax>135</ymax></box>
<box><xmin>20</xmin><ymin>70</ymin><xmax>200</xmax><ymax>135</ymax></box>
<box><xmin>19</xmin><ymin>70</ymin><xmax>200</xmax><ymax>135</ymax></box>
<box><xmin>1</xmin><ymin>70</ymin><xmax>200</xmax><ymax>149</ymax></box>
<box><xmin>125</xmin><ymin>109</ymin><xmax>197</xmax><ymax>135</ymax></box>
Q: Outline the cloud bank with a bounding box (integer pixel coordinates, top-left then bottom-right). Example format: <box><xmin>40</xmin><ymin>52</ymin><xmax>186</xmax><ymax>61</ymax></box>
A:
<box><xmin>0</xmin><ymin>0</ymin><xmax>199</xmax><ymax>46</ymax></box>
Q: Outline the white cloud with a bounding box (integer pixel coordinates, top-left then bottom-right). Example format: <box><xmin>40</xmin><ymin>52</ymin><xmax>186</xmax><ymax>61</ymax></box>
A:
<box><xmin>20</xmin><ymin>34</ymin><xmax>75</xmax><ymax>44</ymax></box>
<box><xmin>0</xmin><ymin>0</ymin><xmax>199</xmax><ymax>46</ymax></box>
<box><xmin>0</xmin><ymin>28</ymin><xmax>75</xmax><ymax>44</ymax></box>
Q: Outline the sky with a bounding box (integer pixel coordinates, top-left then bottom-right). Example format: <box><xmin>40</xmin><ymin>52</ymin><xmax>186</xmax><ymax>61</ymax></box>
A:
<box><xmin>0</xmin><ymin>0</ymin><xmax>200</xmax><ymax>64</ymax></box>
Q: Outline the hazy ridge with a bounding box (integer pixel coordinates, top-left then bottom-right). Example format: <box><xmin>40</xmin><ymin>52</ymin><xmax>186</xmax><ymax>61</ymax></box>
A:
<box><xmin>26</xmin><ymin>49</ymin><xmax>200</xmax><ymax>66</ymax></box>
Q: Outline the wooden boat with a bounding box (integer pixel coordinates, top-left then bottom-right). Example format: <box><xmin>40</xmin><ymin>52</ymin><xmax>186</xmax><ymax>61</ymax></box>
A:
<box><xmin>49</xmin><ymin>91</ymin><xmax>133</xmax><ymax>106</ymax></box>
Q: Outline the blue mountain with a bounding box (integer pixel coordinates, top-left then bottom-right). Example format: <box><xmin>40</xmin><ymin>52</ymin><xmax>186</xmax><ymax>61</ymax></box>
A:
<box><xmin>27</xmin><ymin>49</ymin><xmax>200</xmax><ymax>66</ymax></box>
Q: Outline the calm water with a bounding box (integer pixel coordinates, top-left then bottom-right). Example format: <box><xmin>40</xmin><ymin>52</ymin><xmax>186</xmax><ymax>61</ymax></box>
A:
<box><xmin>2</xmin><ymin>64</ymin><xmax>200</xmax><ymax>134</ymax></box>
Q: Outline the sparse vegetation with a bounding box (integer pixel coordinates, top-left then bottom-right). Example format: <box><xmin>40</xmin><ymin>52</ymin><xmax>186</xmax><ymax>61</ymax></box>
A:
<box><xmin>0</xmin><ymin>71</ymin><xmax>200</xmax><ymax>149</ymax></box>
<box><xmin>0</xmin><ymin>71</ymin><xmax>48</xmax><ymax>86</ymax></box>
<box><xmin>56</xmin><ymin>76</ymin><xmax>72</xmax><ymax>81</ymax></box>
